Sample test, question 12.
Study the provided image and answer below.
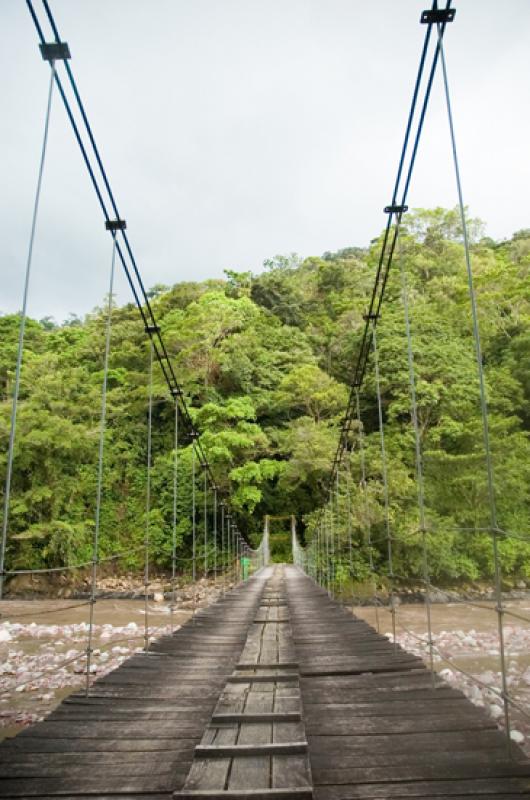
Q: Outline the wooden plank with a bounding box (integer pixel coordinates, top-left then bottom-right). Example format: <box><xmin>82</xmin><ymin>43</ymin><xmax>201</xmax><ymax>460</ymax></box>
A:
<box><xmin>237</xmin><ymin>663</ymin><xmax>299</xmax><ymax>670</ymax></box>
<box><xmin>312</xmin><ymin>778</ymin><xmax>530</xmax><ymax>798</ymax></box>
<box><xmin>272</xmin><ymin>755</ymin><xmax>312</xmax><ymax>790</ymax></box>
<box><xmin>212</xmin><ymin>713</ymin><xmax>301</xmax><ymax>724</ymax></box>
<box><xmin>0</xmin><ymin>736</ymin><xmax>199</xmax><ymax>753</ymax></box>
<box><xmin>312</xmin><ymin>762</ymin><xmax>530</xmax><ymax>785</ymax></box>
<box><xmin>228</xmin><ymin>675</ymin><xmax>298</xmax><ymax>684</ymax></box>
<box><xmin>228</xmin><ymin>721</ymin><xmax>271</xmax><ymax>790</ymax></box>
<box><xmin>304</xmin><ymin>716</ymin><xmax>497</xmax><ymax>736</ymax></box>
<box><xmin>195</xmin><ymin>742</ymin><xmax>307</xmax><ymax>757</ymax></box>
<box><xmin>175</xmin><ymin>790</ymin><xmax>313</xmax><ymax>799</ymax></box>
<box><xmin>0</xmin><ymin>772</ymin><xmax>186</xmax><ymax>795</ymax></box>
<box><xmin>180</xmin><ymin>757</ymin><xmax>231</xmax><ymax>792</ymax></box>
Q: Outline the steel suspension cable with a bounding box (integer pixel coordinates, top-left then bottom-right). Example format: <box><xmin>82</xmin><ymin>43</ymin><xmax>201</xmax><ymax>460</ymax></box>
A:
<box><xmin>397</xmin><ymin>230</ymin><xmax>435</xmax><ymax>681</ymax></box>
<box><xmin>203</xmin><ymin>468</ymin><xmax>208</xmax><ymax>577</ymax></box>
<box><xmin>213</xmin><ymin>488</ymin><xmax>218</xmax><ymax>586</ymax></box>
<box><xmin>144</xmin><ymin>342</ymin><xmax>154</xmax><ymax>652</ymax></box>
<box><xmin>220</xmin><ymin>502</ymin><xmax>225</xmax><ymax>592</ymax></box>
<box><xmin>0</xmin><ymin>63</ymin><xmax>55</xmax><ymax>600</ymax></box>
<box><xmin>371</xmin><ymin>322</ymin><xmax>396</xmax><ymax>645</ymax></box>
<box><xmin>345</xmin><ymin>461</ymin><xmax>354</xmax><ymax>608</ymax></box>
<box><xmin>85</xmin><ymin>234</ymin><xmax>116</xmax><ymax>694</ymax></box>
<box><xmin>324</xmin><ymin>1</ymin><xmax>454</xmax><ymax>515</ymax></box>
<box><xmin>355</xmin><ymin>388</ymin><xmax>379</xmax><ymax>630</ymax></box>
<box><xmin>170</xmin><ymin>397</ymin><xmax>179</xmax><ymax>634</ymax></box>
<box><xmin>25</xmin><ymin>1</ymin><xmax>248</xmax><ymax>541</ymax></box>
<box><xmin>438</xmin><ymin>29</ymin><xmax>511</xmax><ymax>750</ymax></box>
<box><xmin>191</xmin><ymin>441</ymin><xmax>197</xmax><ymax>613</ymax></box>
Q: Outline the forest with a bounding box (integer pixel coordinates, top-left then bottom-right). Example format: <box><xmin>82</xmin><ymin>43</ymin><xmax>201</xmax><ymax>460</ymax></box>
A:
<box><xmin>2</xmin><ymin>207</ymin><xmax>530</xmax><ymax>586</ymax></box>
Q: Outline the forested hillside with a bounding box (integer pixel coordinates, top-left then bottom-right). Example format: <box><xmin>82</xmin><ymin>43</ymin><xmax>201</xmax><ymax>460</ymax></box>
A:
<box><xmin>2</xmin><ymin>208</ymin><xmax>530</xmax><ymax>583</ymax></box>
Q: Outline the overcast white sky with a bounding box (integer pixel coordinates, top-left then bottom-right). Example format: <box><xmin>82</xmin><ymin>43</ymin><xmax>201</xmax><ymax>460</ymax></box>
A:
<box><xmin>2</xmin><ymin>1</ymin><xmax>530</xmax><ymax>322</ymax></box>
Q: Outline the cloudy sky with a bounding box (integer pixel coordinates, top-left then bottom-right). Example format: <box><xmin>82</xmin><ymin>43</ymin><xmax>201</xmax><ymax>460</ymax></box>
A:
<box><xmin>2</xmin><ymin>0</ymin><xmax>530</xmax><ymax>322</ymax></box>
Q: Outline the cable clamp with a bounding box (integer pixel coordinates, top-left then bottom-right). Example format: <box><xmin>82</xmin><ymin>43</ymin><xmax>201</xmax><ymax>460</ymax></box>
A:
<box><xmin>144</xmin><ymin>325</ymin><xmax>160</xmax><ymax>335</ymax></box>
<box><xmin>105</xmin><ymin>219</ymin><xmax>127</xmax><ymax>232</ymax></box>
<box><xmin>190</xmin><ymin>430</ymin><xmax>200</xmax><ymax>439</ymax></box>
<box><xmin>384</xmin><ymin>204</ymin><xmax>408</xmax><ymax>214</ymax></box>
<box><xmin>420</xmin><ymin>8</ymin><xmax>456</xmax><ymax>24</ymax></box>
<box><xmin>200</xmin><ymin>461</ymin><xmax>208</xmax><ymax>470</ymax></box>
<box><xmin>39</xmin><ymin>42</ymin><xmax>71</xmax><ymax>62</ymax></box>
<box><xmin>363</xmin><ymin>313</ymin><xmax>379</xmax><ymax>322</ymax></box>
<box><xmin>170</xmin><ymin>386</ymin><xmax>183</xmax><ymax>398</ymax></box>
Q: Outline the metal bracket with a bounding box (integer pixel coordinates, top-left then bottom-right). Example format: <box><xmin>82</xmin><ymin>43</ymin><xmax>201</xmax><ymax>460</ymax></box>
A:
<box><xmin>420</xmin><ymin>8</ymin><xmax>455</xmax><ymax>24</ymax></box>
<box><xmin>39</xmin><ymin>41</ymin><xmax>71</xmax><ymax>62</ymax></box>
<box><xmin>189</xmin><ymin>430</ymin><xmax>200</xmax><ymax>439</ymax></box>
<box><xmin>144</xmin><ymin>325</ymin><xmax>160</xmax><ymax>335</ymax></box>
<box><xmin>363</xmin><ymin>313</ymin><xmax>379</xmax><ymax>322</ymax></box>
<box><xmin>384</xmin><ymin>204</ymin><xmax>408</xmax><ymax>214</ymax></box>
<box><xmin>170</xmin><ymin>386</ymin><xmax>183</xmax><ymax>398</ymax></box>
<box><xmin>105</xmin><ymin>219</ymin><xmax>126</xmax><ymax>231</ymax></box>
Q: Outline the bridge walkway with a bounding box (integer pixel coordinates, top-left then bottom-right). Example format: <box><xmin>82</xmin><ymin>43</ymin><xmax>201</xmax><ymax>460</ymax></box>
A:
<box><xmin>0</xmin><ymin>565</ymin><xmax>529</xmax><ymax>799</ymax></box>
<box><xmin>285</xmin><ymin>566</ymin><xmax>530</xmax><ymax>800</ymax></box>
<box><xmin>0</xmin><ymin>574</ymin><xmax>267</xmax><ymax>798</ymax></box>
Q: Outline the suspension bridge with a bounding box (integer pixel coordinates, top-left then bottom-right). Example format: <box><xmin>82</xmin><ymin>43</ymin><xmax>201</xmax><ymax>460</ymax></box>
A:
<box><xmin>1</xmin><ymin>1</ymin><xmax>530</xmax><ymax>798</ymax></box>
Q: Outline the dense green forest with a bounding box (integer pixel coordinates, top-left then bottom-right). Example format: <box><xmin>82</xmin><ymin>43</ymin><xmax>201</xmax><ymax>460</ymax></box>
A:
<box><xmin>2</xmin><ymin>207</ymin><xmax>530</xmax><ymax>584</ymax></box>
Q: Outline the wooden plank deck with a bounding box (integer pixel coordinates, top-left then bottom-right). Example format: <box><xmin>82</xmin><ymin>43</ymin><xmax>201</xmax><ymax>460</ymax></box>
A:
<box><xmin>284</xmin><ymin>566</ymin><xmax>530</xmax><ymax>800</ymax></box>
<box><xmin>0</xmin><ymin>577</ymin><xmax>266</xmax><ymax>799</ymax></box>
<box><xmin>175</xmin><ymin>566</ymin><xmax>313</xmax><ymax>799</ymax></box>
<box><xmin>0</xmin><ymin>564</ymin><xmax>529</xmax><ymax>799</ymax></box>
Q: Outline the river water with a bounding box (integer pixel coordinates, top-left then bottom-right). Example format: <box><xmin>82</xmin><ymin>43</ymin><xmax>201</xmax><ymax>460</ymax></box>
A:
<box><xmin>0</xmin><ymin>595</ymin><xmax>529</xmax><ymax>756</ymax></box>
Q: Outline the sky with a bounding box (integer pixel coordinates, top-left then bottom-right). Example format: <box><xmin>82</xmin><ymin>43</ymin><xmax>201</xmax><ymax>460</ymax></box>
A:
<box><xmin>1</xmin><ymin>0</ymin><xmax>530</xmax><ymax>322</ymax></box>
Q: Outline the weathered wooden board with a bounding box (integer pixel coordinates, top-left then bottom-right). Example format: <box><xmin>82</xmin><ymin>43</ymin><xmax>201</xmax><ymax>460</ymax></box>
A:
<box><xmin>0</xmin><ymin>576</ymin><xmax>267</xmax><ymax>797</ymax></box>
<box><xmin>176</xmin><ymin>567</ymin><xmax>313</xmax><ymax>798</ymax></box>
<box><xmin>284</xmin><ymin>565</ymin><xmax>530</xmax><ymax>800</ymax></box>
<box><xmin>3</xmin><ymin>564</ymin><xmax>528</xmax><ymax>800</ymax></box>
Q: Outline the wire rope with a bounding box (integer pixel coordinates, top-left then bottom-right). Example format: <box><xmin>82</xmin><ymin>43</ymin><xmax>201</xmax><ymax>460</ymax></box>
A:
<box><xmin>0</xmin><ymin>63</ymin><xmax>55</xmax><ymax>600</ymax></box>
<box><xmin>438</xmin><ymin>25</ymin><xmax>511</xmax><ymax>751</ymax></box>
<box><xmin>85</xmin><ymin>232</ymin><xmax>116</xmax><ymax>694</ymax></box>
<box><xmin>143</xmin><ymin>342</ymin><xmax>154</xmax><ymax>652</ymax></box>
<box><xmin>170</xmin><ymin>397</ymin><xmax>179</xmax><ymax>634</ymax></box>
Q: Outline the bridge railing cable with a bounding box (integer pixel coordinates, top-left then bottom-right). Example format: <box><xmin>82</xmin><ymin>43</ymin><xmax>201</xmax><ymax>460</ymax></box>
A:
<box><xmin>297</xmin><ymin>2</ymin><xmax>527</xmax><ymax>758</ymax></box>
<box><xmin>0</xmin><ymin>1</ymin><xmax>270</xmax><ymax>721</ymax></box>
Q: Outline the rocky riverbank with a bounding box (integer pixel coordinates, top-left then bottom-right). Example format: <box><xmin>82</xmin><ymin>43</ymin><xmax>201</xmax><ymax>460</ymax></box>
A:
<box><xmin>4</xmin><ymin>570</ymin><xmax>237</xmax><ymax>602</ymax></box>
<box><xmin>0</xmin><ymin>576</ymin><xmax>231</xmax><ymax>739</ymax></box>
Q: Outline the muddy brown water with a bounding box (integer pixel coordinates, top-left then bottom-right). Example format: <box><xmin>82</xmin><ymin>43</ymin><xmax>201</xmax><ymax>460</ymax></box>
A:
<box><xmin>0</xmin><ymin>596</ymin><xmax>529</xmax><ymax>754</ymax></box>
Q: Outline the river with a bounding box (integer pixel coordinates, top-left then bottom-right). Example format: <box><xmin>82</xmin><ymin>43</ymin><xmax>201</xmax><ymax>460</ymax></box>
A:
<box><xmin>0</xmin><ymin>595</ymin><xmax>529</xmax><ymax>756</ymax></box>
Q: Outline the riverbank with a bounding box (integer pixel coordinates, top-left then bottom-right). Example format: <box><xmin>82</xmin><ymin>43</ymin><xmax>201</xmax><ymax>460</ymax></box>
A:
<box><xmin>5</xmin><ymin>567</ymin><xmax>530</xmax><ymax>605</ymax></box>
<box><xmin>3</xmin><ymin>569</ymin><xmax>237</xmax><ymax>602</ymax></box>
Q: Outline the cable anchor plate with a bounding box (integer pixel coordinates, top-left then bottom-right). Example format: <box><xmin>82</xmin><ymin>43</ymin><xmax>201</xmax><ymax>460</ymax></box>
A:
<box><xmin>384</xmin><ymin>204</ymin><xmax>408</xmax><ymax>214</ymax></box>
<box><xmin>420</xmin><ymin>8</ymin><xmax>455</xmax><ymax>24</ymax></box>
<box><xmin>105</xmin><ymin>219</ymin><xmax>127</xmax><ymax>231</ymax></box>
<box><xmin>39</xmin><ymin>42</ymin><xmax>71</xmax><ymax>62</ymax></box>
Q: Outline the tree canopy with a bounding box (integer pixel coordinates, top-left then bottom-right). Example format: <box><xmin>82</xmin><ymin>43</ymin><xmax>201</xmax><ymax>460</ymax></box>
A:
<box><xmin>2</xmin><ymin>208</ymin><xmax>530</xmax><ymax>583</ymax></box>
